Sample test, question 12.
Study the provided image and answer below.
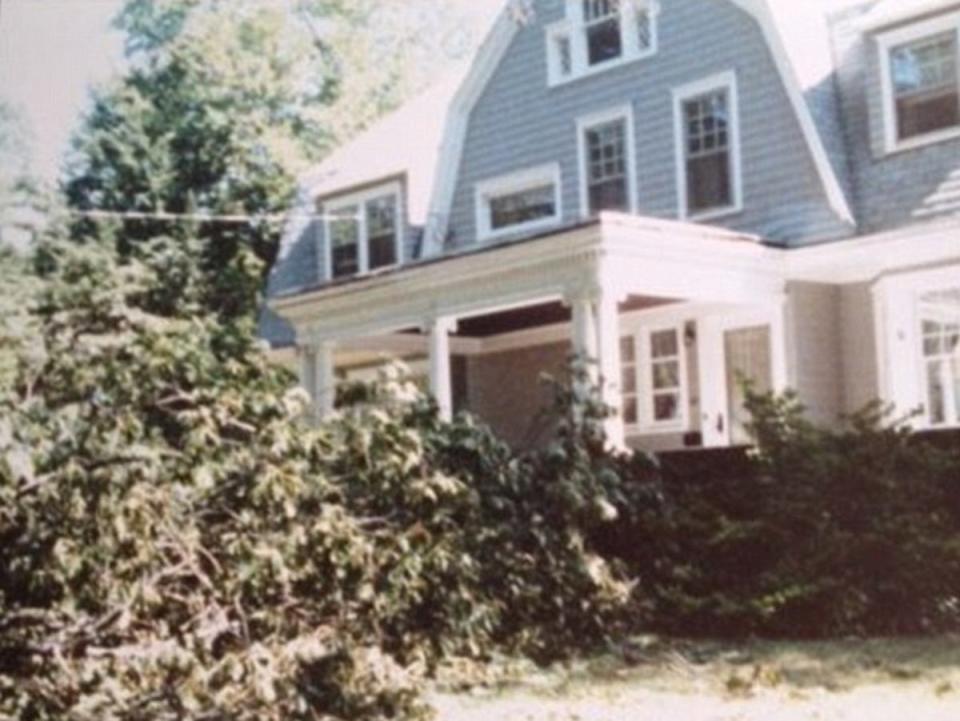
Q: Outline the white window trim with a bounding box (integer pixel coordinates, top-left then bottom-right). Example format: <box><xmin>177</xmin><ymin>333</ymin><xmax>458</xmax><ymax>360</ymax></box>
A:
<box><xmin>322</xmin><ymin>182</ymin><xmax>403</xmax><ymax>281</ymax></box>
<box><xmin>576</xmin><ymin>104</ymin><xmax>638</xmax><ymax>219</ymax></box>
<box><xmin>672</xmin><ymin>69</ymin><xmax>744</xmax><ymax>222</ymax></box>
<box><xmin>632</xmin><ymin>323</ymin><xmax>690</xmax><ymax>434</ymax></box>
<box><xmin>877</xmin><ymin>10</ymin><xmax>960</xmax><ymax>155</ymax></box>
<box><xmin>474</xmin><ymin>163</ymin><xmax>563</xmax><ymax>242</ymax></box>
<box><xmin>545</xmin><ymin>0</ymin><xmax>660</xmax><ymax>88</ymax></box>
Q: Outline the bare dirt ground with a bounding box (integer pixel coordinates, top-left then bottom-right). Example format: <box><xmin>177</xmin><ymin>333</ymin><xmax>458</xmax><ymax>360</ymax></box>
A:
<box><xmin>431</xmin><ymin>638</ymin><xmax>960</xmax><ymax>720</ymax></box>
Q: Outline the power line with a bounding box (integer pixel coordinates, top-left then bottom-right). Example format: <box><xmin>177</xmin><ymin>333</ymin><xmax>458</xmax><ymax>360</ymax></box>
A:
<box><xmin>66</xmin><ymin>208</ymin><xmax>363</xmax><ymax>224</ymax></box>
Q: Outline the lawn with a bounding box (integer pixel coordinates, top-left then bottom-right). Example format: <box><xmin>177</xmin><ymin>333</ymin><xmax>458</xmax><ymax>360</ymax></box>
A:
<box><xmin>431</xmin><ymin>638</ymin><xmax>960</xmax><ymax>720</ymax></box>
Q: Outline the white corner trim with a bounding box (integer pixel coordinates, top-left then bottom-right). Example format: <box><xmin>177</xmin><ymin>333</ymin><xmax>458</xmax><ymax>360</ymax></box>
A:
<box><xmin>876</xmin><ymin>10</ymin><xmax>960</xmax><ymax>155</ymax></box>
<box><xmin>321</xmin><ymin>181</ymin><xmax>404</xmax><ymax>281</ymax></box>
<box><xmin>672</xmin><ymin>69</ymin><xmax>744</xmax><ymax>222</ymax></box>
<box><xmin>724</xmin><ymin>0</ymin><xmax>856</xmax><ymax>228</ymax></box>
<box><xmin>576</xmin><ymin>103</ymin><xmax>639</xmax><ymax>219</ymax></box>
<box><xmin>474</xmin><ymin>163</ymin><xmax>563</xmax><ymax>242</ymax></box>
<box><xmin>422</xmin><ymin>11</ymin><xmax>520</xmax><ymax>258</ymax></box>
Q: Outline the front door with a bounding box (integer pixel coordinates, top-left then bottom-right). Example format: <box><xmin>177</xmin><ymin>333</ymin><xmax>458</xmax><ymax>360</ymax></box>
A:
<box><xmin>723</xmin><ymin>325</ymin><xmax>773</xmax><ymax>445</ymax></box>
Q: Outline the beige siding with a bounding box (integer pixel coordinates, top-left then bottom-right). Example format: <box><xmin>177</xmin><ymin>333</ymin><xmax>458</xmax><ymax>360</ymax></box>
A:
<box><xmin>839</xmin><ymin>282</ymin><xmax>880</xmax><ymax>415</ymax></box>
<box><xmin>787</xmin><ymin>281</ymin><xmax>844</xmax><ymax>427</ymax></box>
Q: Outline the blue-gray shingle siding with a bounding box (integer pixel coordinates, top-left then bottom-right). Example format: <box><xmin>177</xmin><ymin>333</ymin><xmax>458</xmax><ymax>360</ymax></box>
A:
<box><xmin>447</xmin><ymin>0</ymin><xmax>850</xmax><ymax>249</ymax></box>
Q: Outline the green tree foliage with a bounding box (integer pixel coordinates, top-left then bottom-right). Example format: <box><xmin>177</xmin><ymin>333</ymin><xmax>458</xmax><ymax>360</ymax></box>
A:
<box><xmin>64</xmin><ymin>0</ymin><xmax>475</xmax><ymax>321</ymax></box>
<box><xmin>0</xmin><ymin>238</ymin><xmax>632</xmax><ymax>720</ymax></box>
<box><xmin>0</xmin><ymin>98</ymin><xmax>46</xmax><ymax>250</ymax></box>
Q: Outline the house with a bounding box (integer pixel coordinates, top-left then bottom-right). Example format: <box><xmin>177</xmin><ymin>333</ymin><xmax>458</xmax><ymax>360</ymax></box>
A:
<box><xmin>263</xmin><ymin>0</ymin><xmax>960</xmax><ymax>452</ymax></box>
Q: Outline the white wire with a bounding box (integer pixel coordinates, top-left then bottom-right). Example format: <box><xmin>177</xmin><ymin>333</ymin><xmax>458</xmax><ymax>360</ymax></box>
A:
<box><xmin>66</xmin><ymin>208</ymin><xmax>362</xmax><ymax>224</ymax></box>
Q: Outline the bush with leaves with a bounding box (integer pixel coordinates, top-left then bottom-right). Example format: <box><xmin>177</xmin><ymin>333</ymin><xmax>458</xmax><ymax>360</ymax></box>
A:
<box><xmin>0</xmin><ymin>238</ymin><xmax>633</xmax><ymax>720</ymax></box>
<box><xmin>644</xmin><ymin>389</ymin><xmax>960</xmax><ymax>639</ymax></box>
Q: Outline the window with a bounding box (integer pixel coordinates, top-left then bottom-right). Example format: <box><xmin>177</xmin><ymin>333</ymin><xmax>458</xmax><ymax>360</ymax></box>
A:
<box><xmin>646</xmin><ymin>328</ymin><xmax>684</xmax><ymax>426</ymax></box>
<box><xmin>673</xmin><ymin>71</ymin><xmax>742</xmax><ymax>220</ymax></box>
<box><xmin>919</xmin><ymin>289</ymin><xmax>960</xmax><ymax>427</ymax></box>
<box><xmin>323</xmin><ymin>183</ymin><xmax>402</xmax><ymax>280</ymax></box>
<box><xmin>578</xmin><ymin>106</ymin><xmax>636</xmax><ymax>217</ymax></box>
<box><xmin>546</xmin><ymin>0</ymin><xmax>659</xmax><ymax>86</ymax></box>
<box><xmin>879</xmin><ymin>12</ymin><xmax>960</xmax><ymax>152</ymax></box>
<box><xmin>583</xmin><ymin>0</ymin><xmax>622</xmax><ymax>66</ymax></box>
<box><xmin>621</xmin><ymin>326</ymin><xmax>688</xmax><ymax>431</ymax></box>
<box><xmin>475</xmin><ymin>164</ymin><xmax>562</xmax><ymax>240</ymax></box>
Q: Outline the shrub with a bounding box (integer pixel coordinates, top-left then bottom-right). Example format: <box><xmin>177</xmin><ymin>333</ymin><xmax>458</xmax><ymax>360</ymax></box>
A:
<box><xmin>641</xmin><ymin>389</ymin><xmax>960</xmax><ymax>639</ymax></box>
<box><xmin>0</xmin><ymin>239</ymin><xmax>632</xmax><ymax>719</ymax></box>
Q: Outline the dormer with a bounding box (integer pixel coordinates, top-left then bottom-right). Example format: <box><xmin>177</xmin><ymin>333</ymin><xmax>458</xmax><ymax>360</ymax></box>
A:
<box><xmin>546</xmin><ymin>0</ymin><xmax>660</xmax><ymax>86</ymax></box>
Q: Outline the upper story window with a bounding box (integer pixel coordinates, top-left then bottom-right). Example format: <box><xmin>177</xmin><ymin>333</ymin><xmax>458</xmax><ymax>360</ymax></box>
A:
<box><xmin>547</xmin><ymin>0</ymin><xmax>659</xmax><ymax>87</ymax></box>
<box><xmin>672</xmin><ymin>71</ymin><xmax>743</xmax><ymax>221</ymax></box>
<box><xmin>323</xmin><ymin>182</ymin><xmax>402</xmax><ymax>280</ymax></box>
<box><xmin>919</xmin><ymin>288</ymin><xmax>960</xmax><ymax>428</ymax></box>
<box><xmin>878</xmin><ymin>11</ymin><xmax>960</xmax><ymax>153</ymax></box>
<box><xmin>475</xmin><ymin>164</ymin><xmax>562</xmax><ymax>241</ymax></box>
<box><xmin>577</xmin><ymin>105</ymin><xmax>637</xmax><ymax>217</ymax></box>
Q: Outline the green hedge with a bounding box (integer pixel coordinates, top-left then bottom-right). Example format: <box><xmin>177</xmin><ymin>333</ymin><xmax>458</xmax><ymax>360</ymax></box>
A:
<box><xmin>608</xmin><ymin>392</ymin><xmax>960</xmax><ymax>639</ymax></box>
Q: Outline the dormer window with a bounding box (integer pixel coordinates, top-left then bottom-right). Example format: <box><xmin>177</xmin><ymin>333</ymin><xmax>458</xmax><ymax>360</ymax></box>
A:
<box><xmin>475</xmin><ymin>164</ymin><xmax>563</xmax><ymax>241</ymax></box>
<box><xmin>323</xmin><ymin>182</ymin><xmax>402</xmax><ymax>280</ymax></box>
<box><xmin>878</xmin><ymin>11</ymin><xmax>960</xmax><ymax>152</ymax></box>
<box><xmin>547</xmin><ymin>0</ymin><xmax>659</xmax><ymax>87</ymax></box>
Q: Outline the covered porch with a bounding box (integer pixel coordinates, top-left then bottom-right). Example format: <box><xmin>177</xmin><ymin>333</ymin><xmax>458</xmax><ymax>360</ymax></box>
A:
<box><xmin>269</xmin><ymin>213</ymin><xmax>790</xmax><ymax>452</ymax></box>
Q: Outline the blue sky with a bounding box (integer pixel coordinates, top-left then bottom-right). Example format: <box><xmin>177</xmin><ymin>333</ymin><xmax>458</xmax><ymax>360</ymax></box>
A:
<box><xmin>0</xmin><ymin>0</ymin><xmax>503</xmax><ymax>183</ymax></box>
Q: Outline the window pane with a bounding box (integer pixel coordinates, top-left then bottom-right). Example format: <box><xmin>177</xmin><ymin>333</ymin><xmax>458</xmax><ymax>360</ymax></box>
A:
<box><xmin>620</xmin><ymin>336</ymin><xmax>636</xmax><ymax>363</ymax></box>
<box><xmin>651</xmin><ymin>329</ymin><xmax>679</xmax><ymax>358</ymax></box>
<box><xmin>330</xmin><ymin>206</ymin><xmax>359</xmax><ymax>278</ymax></box>
<box><xmin>587</xmin><ymin>17</ymin><xmax>622</xmax><ymax>65</ymax></box>
<box><xmin>621</xmin><ymin>366</ymin><xmax>637</xmax><ymax>394</ymax></box>
<box><xmin>636</xmin><ymin>9</ymin><xmax>652</xmax><ymax>50</ymax></box>
<box><xmin>556</xmin><ymin>34</ymin><xmax>573</xmax><ymax>76</ymax></box>
<box><xmin>891</xmin><ymin>33</ymin><xmax>960</xmax><ymax>141</ymax></box>
<box><xmin>928</xmin><ymin>360</ymin><xmax>947</xmax><ymax>424</ymax></box>
<box><xmin>489</xmin><ymin>184</ymin><xmax>557</xmax><ymax>230</ymax></box>
<box><xmin>623</xmin><ymin>395</ymin><xmax>638</xmax><ymax>425</ymax></box>
<box><xmin>366</xmin><ymin>196</ymin><xmax>398</xmax><ymax>270</ymax></box>
<box><xmin>652</xmin><ymin>360</ymin><xmax>680</xmax><ymax>391</ymax></box>
<box><xmin>688</xmin><ymin>153</ymin><xmax>732</xmax><ymax>213</ymax></box>
<box><xmin>653</xmin><ymin>393</ymin><xmax>680</xmax><ymax>422</ymax></box>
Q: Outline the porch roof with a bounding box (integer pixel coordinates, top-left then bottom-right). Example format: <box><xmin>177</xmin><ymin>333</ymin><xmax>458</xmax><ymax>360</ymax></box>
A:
<box><xmin>269</xmin><ymin>213</ymin><xmax>786</xmax><ymax>346</ymax></box>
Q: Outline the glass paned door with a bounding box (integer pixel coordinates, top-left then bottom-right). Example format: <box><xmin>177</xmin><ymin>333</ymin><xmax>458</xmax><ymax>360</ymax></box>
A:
<box><xmin>724</xmin><ymin>325</ymin><xmax>772</xmax><ymax>445</ymax></box>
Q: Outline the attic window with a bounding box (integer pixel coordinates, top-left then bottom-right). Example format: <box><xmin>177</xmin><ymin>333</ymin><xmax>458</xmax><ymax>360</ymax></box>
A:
<box><xmin>546</xmin><ymin>0</ymin><xmax>659</xmax><ymax>87</ymax></box>
<box><xmin>323</xmin><ymin>183</ymin><xmax>402</xmax><ymax>280</ymax></box>
<box><xmin>878</xmin><ymin>12</ymin><xmax>960</xmax><ymax>152</ymax></box>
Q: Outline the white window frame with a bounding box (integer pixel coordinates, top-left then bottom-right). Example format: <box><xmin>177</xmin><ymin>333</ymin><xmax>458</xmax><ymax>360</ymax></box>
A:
<box><xmin>877</xmin><ymin>10</ymin><xmax>960</xmax><ymax>155</ymax></box>
<box><xmin>474</xmin><ymin>163</ymin><xmax>563</xmax><ymax>241</ymax></box>
<box><xmin>545</xmin><ymin>0</ymin><xmax>660</xmax><ymax>88</ymax></box>
<box><xmin>672</xmin><ymin>70</ymin><xmax>743</xmax><ymax>222</ymax></box>
<box><xmin>576</xmin><ymin>104</ymin><xmax>638</xmax><ymax>219</ymax></box>
<box><xmin>630</xmin><ymin>324</ymin><xmax>690</xmax><ymax>434</ymax></box>
<box><xmin>322</xmin><ymin>182</ymin><xmax>403</xmax><ymax>280</ymax></box>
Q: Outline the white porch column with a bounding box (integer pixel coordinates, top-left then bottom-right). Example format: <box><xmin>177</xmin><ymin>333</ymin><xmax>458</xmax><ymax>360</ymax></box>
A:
<box><xmin>427</xmin><ymin>316</ymin><xmax>457</xmax><ymax>421</ymax></box>
<box><xmin>299</xmin><ymin>341</ymin><xmax>337</xmax><ymax>422</ymax></box>
<box><xmin>567</xmin><ymin>286</ymin><xmax>625</xmax><ymax>449</ymax></box>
